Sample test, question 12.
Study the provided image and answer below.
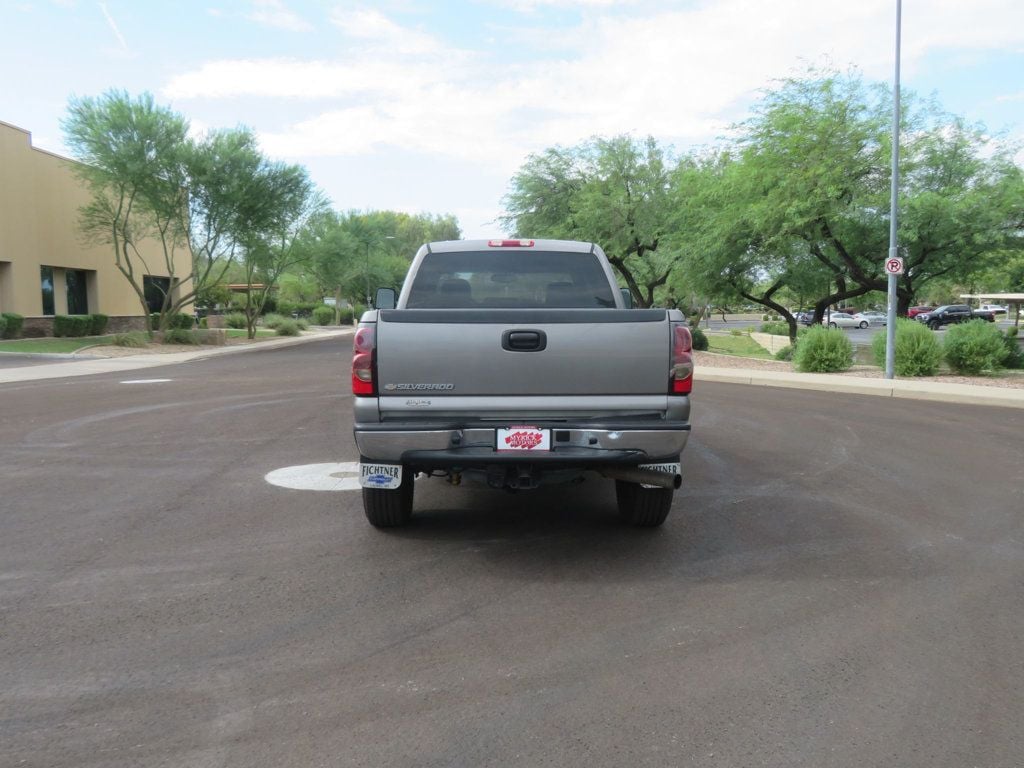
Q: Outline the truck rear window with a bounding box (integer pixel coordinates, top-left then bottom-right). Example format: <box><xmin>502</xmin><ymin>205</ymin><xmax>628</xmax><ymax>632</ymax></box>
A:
<box><xmin>405</xmin><ymin>251</ymin><xmax>617</xmax><ymax>309</ymax></box>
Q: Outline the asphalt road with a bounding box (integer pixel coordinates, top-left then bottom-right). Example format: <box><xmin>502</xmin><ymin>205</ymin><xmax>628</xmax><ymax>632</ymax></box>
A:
<box><xmin>2</xmin><ymin>339</ymin><xmax>1023</xmax><ymax>767</ymax></box>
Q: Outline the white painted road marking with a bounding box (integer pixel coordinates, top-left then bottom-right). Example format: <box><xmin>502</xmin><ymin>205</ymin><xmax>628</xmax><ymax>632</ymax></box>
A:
<box><xmin>264</xmin><ymin>462</ymin><xmax>363</xmax><ymax>492</ymax></box>
<box><xmin>120</xmin><ymin>379</ymin><xmax>173</xmax><ymax>384</ymax></box>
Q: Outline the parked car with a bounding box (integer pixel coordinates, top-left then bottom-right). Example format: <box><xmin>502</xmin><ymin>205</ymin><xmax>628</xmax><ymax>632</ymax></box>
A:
<box><xmin>795</xmin><ymin>310</ymin><xmax>816</xmax><ymax>325</ymax></box>
<box><xmin>825</xmin><ymin>312</ymin><xmax>869</xmax><ymax>329</ymax></box>
<box><xmin>907</xmin><ymin>306</ymin><xmax>935</xmax><ymax>319</ymax></box>
<box><xmin>916</xmin><ymin>304</ymin><xmax>996</xmax><ymax>329</ymax></box>
<box><xmin>979</xmin><ymin>304</ymin><xmax>1008</xmax><ymax>314</ymax></box>
<box><xmin>856</xmin><ymin>311</ymin><xmax>887</xmax><ymax>326</ymax></box>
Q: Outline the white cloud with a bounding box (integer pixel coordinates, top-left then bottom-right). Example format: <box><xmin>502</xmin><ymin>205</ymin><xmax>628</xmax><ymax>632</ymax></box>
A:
<box><xmin>329</xmin><ymin>7</ymin><xmax>441</xmax><ymax>55</ymax></box>
<box><xmin>164</xmin><ymin>0</ymin><xmax>1024</xmax><ymax>172</ymax></box>
<box><xmin>246</xmin><ymin>0</ymin><xmax>311</xmax><ymax>32</ymax></box>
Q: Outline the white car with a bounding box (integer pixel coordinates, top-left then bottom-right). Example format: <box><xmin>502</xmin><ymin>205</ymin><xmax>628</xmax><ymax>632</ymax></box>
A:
<box><xmin>826</xmin><ymin>312</ymin><xmax>869</xmax><ymax>329</ymax></box>
<box><xmin>856</xmin><ymin>311</ymin><xmax>886</xmax><ymax>326</ymax></box>
<box><xmin>979</xmin><ymin>304</ymin><xmax>1008</xmax><ymax>314</ymax></box>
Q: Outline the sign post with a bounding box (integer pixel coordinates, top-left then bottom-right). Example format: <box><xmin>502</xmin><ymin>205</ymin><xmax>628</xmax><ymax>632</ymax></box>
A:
<box><xmin>884</xmin><ymin>0</ymin><xmax>902</xmax><ymax>380</ymax></box>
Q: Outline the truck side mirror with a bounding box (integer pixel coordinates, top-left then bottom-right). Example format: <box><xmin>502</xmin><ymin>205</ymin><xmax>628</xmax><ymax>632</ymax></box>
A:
<box><xmin>620</xmin><ymin>288</ymin><xmax>633</xmax><ymax>309</ymax></box>
<box><xmin>375</xmin><ymin>287</ymin><xmax>396</xmax><ymax>310</ymax></box>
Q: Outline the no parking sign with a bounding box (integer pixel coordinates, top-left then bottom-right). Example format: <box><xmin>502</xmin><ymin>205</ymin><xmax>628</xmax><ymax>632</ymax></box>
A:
<box><xmin>885</xmin><ymin>256</ymin><xmax>904</xmax><ymax>275</ymax></box>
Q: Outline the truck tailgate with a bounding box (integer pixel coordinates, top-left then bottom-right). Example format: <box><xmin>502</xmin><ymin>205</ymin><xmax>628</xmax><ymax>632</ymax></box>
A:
<box><xmin>376</xmin><ymin>309</ymin><xmax>670</xmax><ymax>397</ymax></box>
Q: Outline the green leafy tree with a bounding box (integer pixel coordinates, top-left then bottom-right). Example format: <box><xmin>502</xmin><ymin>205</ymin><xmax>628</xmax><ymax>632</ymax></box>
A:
<box><xmin>63</xmin><ymin>91</ymin><xmax>314</xmax><ymax>332</ymax></box>
<box><xmin>63</xmin><ymin>92</ymin><xmax>192</xmax><ymax>331</ymax></box>
<box><xmin>501</xmin><ymin>136</ymin><xmax>676</xmax><ymax>307</ymax></box>
<box><xmin>236</xmin><ymin>165</ymin><xmax>327</xmax><ymax>338</ymax></box>
<box><xmin>669</xmin><ymin>69</ymin><xmax>1024</xmax><ymax>338</ymax></box>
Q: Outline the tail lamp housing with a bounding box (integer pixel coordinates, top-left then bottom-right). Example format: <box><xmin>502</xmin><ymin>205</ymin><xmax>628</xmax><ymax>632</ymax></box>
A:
<box><xmin>352</xmin><ymin>323</ymin><xmax>376</xmax><ymax>396</ymax></box>
<box><xmin>671</xmin><ymin>322</ymin><xmax>694</xmax><ymax>394</ymax></box>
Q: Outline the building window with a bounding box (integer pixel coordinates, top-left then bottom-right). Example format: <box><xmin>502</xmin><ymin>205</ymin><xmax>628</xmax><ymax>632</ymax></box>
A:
<box><xmin>41</xmin><ymin>266</ymin><xmax>55</xmax><ymax>315</ymax></box>
<box><xmin>66</xmin><ymin>269</ymin><xmax>88</xmax><ymax>315</ymax></box>
<box><xmin>144</xmin><ymin>275</ymin><xmax>171</xmax><ymax>314</ymax></box>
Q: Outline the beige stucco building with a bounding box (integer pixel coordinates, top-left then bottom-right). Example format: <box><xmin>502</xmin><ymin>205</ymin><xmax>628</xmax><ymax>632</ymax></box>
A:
<box><xmin>0</xmin><ymin>120</ymin><xmax>191</xmax><ymax>335</ymax></box>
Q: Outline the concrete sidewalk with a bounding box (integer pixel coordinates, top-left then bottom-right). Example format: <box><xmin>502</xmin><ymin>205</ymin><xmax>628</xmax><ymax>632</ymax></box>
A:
<box><xmin>696</xmin><ymin>366</ymin><xmax>1024</xmax><ymax>409</ymax></box>
<box><xmin>0</xmin><ymin>328</ymin><xmax>353</xmax><ymax>384</ymax></box>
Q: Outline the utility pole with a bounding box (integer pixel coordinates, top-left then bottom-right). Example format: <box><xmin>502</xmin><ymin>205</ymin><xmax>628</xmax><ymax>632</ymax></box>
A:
<box><xmin>884</xmin><ymin>0</ymin><xmax>902</xmax><ymax>379</ymax></box>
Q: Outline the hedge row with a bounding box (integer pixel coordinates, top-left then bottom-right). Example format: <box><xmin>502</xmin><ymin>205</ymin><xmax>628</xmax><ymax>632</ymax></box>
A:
<box><xmin>53</xmin><ymin>314</ymin><xmax>109</xmax><ymax>337</ymax></box>
<box><xmin>2</xmin><ymin>312</ymin><xmax>25</xmax><ymax>339</ymax></box>
<box><xmin>149</xmin><ymin>313</ymin><xmax>195</xmax><ymax>330</ymax></box>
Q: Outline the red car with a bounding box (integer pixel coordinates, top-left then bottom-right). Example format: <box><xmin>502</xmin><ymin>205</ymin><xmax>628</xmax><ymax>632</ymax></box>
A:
<box><xmin>907</xmin><ymin>305</ymin><xmax>935</xmax><ymax>318</ymax></box>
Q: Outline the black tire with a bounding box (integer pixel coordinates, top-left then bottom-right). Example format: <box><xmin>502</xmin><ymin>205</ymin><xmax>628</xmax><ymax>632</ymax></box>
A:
<box><xmin>362</xmin><ymin>468</ymin><xmax>413</xmax><ymax>528</ymax></box>
<box><xmin>828</xmin><ymin>322</ymin><xmax>837</xmax><ymax>329</ymax></box>
<box><xmin>929</xmin><ymin>321</ymin><xmax>939</xmax><ymax>331</ymax></box>
<box><xmin>615</xmin><ymin>480</ymin><xmax>673</xmax><ymax>527</ymax></box>
<box><xmin>858</xmin><ymin>321</ymin><xmax>868</xmax><ymax>329</ymax></box>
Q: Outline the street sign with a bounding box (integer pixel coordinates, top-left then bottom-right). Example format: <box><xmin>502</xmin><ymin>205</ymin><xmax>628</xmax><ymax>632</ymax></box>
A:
<box><xmin>885</xmin><ymin>257</ymin><xmax>904</xmax><ymax>275</ymax></box>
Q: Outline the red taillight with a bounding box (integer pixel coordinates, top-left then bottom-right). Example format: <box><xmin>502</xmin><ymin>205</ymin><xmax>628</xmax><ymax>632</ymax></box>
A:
<box><xmin>671</xmin><ymin>322</ymin><xmax>693</xmax><ymax>394</ymax></box>
<box><xmin>488</xmin><ymin>239</ymin><xmax>535</xmax><ymax>247</ymax></box>
<box><xmin>352</xmin><ymin>323</ymin><xmax>376</xmax><ymax>396</ymax></box>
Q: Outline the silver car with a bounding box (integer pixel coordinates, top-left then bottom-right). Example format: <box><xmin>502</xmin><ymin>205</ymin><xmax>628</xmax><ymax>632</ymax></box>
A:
<box><xmin>856</xmin><ymin>311</ymin><xmax>886</xmax><ymax>326</ymax></box>
<box><xmin>826</xmin><ymin>312</ymin><xmax>869</xmax><ymax>329</ymax></box>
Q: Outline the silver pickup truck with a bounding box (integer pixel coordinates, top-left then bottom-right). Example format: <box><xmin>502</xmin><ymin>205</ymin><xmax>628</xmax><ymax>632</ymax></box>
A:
<box><xmin>350</xmin><ymin>238</ymin><xmax>694</xmax><ymax>528</ymax></box>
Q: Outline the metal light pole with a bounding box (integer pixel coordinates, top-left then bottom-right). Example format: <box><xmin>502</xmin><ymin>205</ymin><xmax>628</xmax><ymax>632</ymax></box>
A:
<box><xmin>364</xmin><ymin>242</ymin><xmax>372</xmax><ymax>308</ymax></box>
<box><xmin>884</xmin><ymin>0</ymin><xmax>902</xmax><ymax>379</ymax></box>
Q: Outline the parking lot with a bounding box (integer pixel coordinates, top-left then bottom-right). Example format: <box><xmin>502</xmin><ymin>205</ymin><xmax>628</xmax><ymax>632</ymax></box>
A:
<box><xmin>2</xmin><ymin>339</ymin><xmax>1023</xmax><ymax>767</ymax></box>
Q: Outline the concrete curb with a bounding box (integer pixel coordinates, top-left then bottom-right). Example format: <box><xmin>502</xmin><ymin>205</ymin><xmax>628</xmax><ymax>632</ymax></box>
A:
<box><xmin>0</xmin><ymin>329</ymin><xmax>354</xmax><ymax>384</ymax></box>
<box><xmin>695</xmin><ymin>367</ymin><xmax>1024</xmax><ymax>410</ymax></box>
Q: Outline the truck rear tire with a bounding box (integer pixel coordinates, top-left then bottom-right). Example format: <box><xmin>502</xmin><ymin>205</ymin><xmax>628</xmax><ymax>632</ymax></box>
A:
<box><xmin>362</xmin><ymin>470</ymin><xmax>413</xmax><ymax>528</ymax></box>
<box><xmin>615</xmin><ymin>480</ymin><xmax>673</xmax><ymax>527</ymax></box>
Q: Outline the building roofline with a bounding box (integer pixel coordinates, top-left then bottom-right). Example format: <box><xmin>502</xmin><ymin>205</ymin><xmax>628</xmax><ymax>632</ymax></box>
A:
<box><xmin>1</xmin><ymin>118</ymin><xmax>81</xmax><ymax>165</ymax></box>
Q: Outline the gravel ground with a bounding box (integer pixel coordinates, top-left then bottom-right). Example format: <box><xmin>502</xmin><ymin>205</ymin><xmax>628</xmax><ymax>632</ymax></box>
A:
<box><xmin>695</xmin><ymin>351</ymin><xmax>1024</xmax><ymax>389</ymax></box>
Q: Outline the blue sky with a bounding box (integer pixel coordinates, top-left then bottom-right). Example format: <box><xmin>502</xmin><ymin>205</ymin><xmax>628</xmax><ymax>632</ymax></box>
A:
<box><xmin>3</xmin><ymin>0</ymin><xmax>1023</xmax><ymax>239</ymax></box>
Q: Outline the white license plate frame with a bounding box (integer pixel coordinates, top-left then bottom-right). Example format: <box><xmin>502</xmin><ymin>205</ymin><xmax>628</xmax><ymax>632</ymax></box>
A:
<box><xmin>496</xmin><ymin>425</ymin><xmax>551</xmax><ymax>452</ymax></box>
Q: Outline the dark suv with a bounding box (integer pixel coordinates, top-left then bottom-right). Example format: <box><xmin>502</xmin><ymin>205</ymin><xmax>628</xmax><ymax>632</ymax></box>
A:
<box><xmin>916</xmin><ymin>305</ymin><xmax>995</xmax><ymax>329</ymax></box>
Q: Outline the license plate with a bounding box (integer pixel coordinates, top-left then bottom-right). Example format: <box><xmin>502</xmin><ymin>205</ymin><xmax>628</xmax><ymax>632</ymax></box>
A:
<box><xmin>359</xmin><ymin>463</ymin><xmax>403</xmax><ymax>489</ymax></box>
<box><xmin>496</xmin><ymin>426</ymin><xmax>550</xmax><ymax>452</ymax></box>
<box><xmin>638</xmin><ymin>462</ymin><xmax>680</xmax><ymax>489</ymax></box>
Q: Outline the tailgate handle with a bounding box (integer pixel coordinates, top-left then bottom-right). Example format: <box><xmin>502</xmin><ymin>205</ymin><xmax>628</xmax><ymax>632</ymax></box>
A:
<box><xmin>502</xmin><ymin>329</ymin><xmax>547</xmax><ymax>352</ymax></box>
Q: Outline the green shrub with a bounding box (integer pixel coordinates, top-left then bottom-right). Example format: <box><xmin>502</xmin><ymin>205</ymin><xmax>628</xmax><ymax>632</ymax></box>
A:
<box><xmin>870</xmin><ymin>319</ymin><xmax>943</xmax><ymax>377</ymax></box>
<box><xmin>275</xmin><ymin>319</ymin><xmax>301</xmax><ymax>336</ymax></box>
<box><xmin>163</xmin><ymin>328</ymin><xmax>199</xmax><ymax>345</ymax></box>
<box><xmin>774</xmin><ymin>345</ymin><xmax>794</xmax><ymax>361</ymax></box>
<box><xmin>112</xmin><ymin>332</ymin><xmax>149</xmax><ymax>348</ymax></box>
<box><xmin>1</xmin><ymin>312</ymin><xmax>24</xmax><ymax>338</ymax></box>
<box><xmin>691</xmin><ymin>327</ymin><xmax>708</xmax><ymax>351</ymax></box>
<box><xmin>88</xmin><ymin>313</ymin><xmax>109</xmax><ymax>335</ymax></box>
<box><xmin>729</xmin><ymin>328</ymin><xmax>743</xmax><ymax>337</ymax></box>
<box><xmin>943</xmin><ymin>320</ymin><xmax>1008</xmax><ymax>374</ymax></box>
<box><xmin>760</xmin><ymin>321</ymin><xmax>790</xmax><ymax>335</ymax></box>
<box><xmin>762</xmin><ymin>314</ymin><xmax>770</xmax><ymax>321</ymax></box>
<box><xmin>276</xmin><ymin>300</ymin><xmax>319</xmax><ymax>318</ymax></box>
<box><xmin>53</xmin><ymin>315</ymin><xmax>92</xmax><ymax>337</ymax></box>
<box><xmin>262</xmin><ymin>313</ymin><xmax>287</xmax><ymax>329</ymax></box>
<box><xmin>1001</xmin><ymin>329</ymin><xmax>1023</xmax><ymax>370</ymax></box>
<box><xmin>225</xmin><ymin>312</ymin><xmax>248</xmax><ymax>329</ymax></box>
<box><xmin>0</xmin><ymin>315</ymin><xmax>6</xmax><ymax>337</ymax></box>
<box><xmin>793</xmin><ymin>325</ymin><xmax>853</xmax><ymax>373</ymax></box>
<box><xmin>296</xmin><ymin>318</ymin><xmax>309</xmax><ymax>331</ymax></box>
<box><xmin>167</xmin><ymin>313</ymin><xmax>195</xmax><ymax>330</ymax></box>
<box><xmin>312</xmin><ymin>306</ymin><xmax>335</xmax><ymax>325</ymax></box>
<box><xmin>199</xmin><ymin>317</ymin><xmax>208</xmax><ymax>329</ymax></box>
